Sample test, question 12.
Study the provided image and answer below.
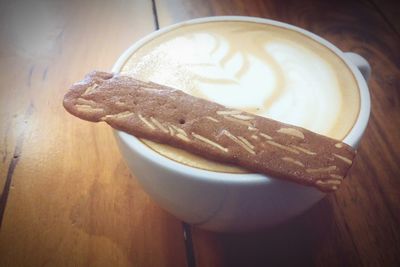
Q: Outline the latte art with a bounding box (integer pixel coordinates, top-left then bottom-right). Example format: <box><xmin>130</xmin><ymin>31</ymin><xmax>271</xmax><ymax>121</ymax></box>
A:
<box><xmin>121</xmin><ymin>21</ymin><xmax>360</xmax><ymax>173</ymax></box>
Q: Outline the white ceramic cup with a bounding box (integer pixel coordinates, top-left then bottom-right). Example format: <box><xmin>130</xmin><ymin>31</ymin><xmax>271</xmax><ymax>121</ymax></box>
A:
<box><xmin>112</xmin><ymin>16</ymin><xmax>371</xmax><ymax>232</ymax></box>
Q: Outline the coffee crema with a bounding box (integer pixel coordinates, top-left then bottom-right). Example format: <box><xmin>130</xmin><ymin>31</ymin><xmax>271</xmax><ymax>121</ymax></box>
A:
<box><xmin>121</xmin><ymin>21</ymin><xmax>360</xmax><ymax>173</ymax></box>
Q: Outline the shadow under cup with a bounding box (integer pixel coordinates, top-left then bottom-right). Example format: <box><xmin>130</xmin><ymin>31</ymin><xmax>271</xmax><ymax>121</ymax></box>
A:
<box><xmin>112</xmin><ymin>16</ymin><xmax>371</xmax><ymax>232</ymax></box>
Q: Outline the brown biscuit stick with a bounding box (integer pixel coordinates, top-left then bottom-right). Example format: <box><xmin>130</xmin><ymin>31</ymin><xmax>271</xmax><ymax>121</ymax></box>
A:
<box><xmin>63</xmin><ymin>71</ymin><xmax>356</xmax><ymax>192</ymax></box>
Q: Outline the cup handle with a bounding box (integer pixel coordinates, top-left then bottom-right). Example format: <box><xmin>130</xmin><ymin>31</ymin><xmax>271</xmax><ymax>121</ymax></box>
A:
<box><xmin>343</xmin><ymin>52</ymin><xmax>371</xmax><ymax>81</ymax></box>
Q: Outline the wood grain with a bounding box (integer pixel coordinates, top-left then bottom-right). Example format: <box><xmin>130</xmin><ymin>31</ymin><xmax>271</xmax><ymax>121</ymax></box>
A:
<box><xmin>0</xmin><ymin>0</ymin><xmax>186</xmax><ymax>266</ymax></box>
<box><xmin>156</xmin><ymin>0</ymin><xmax>400</xmax><ymax>266</ymax></box>
<box><xmin>367</xmin><ymin>0</ymin><xmax>400</xmax><ymax>34</ymax></box>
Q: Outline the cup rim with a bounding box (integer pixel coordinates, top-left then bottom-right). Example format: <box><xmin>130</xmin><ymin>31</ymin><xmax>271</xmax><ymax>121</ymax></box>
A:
<box><xmin>112</xmin><ymin>15</ymin><xmax>371</xmax><ymax>185</ymax></box>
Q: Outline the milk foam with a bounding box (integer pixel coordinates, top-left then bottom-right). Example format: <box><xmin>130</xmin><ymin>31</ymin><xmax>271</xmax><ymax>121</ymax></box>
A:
<box><xmin>122</xmin><ymin>21</ymin><xmax>360</xmax><ymax>172</ymax></box>
<box><xmin>264</xmin><ymin>42</ymin><xmax>341</xmax><ymax>135</ymax></box>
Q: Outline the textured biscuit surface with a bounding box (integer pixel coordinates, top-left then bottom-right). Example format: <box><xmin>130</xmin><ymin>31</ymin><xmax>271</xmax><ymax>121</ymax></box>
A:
<box><xmin>63</xmin><ymin>71</ymin><xmax>356</xmax><ymax>192</ymax></box>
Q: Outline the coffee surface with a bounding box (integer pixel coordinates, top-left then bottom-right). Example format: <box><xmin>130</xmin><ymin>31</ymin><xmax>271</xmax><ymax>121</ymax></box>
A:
<box><xmin>121</xmin><ymin>20</ymin><xmax>360</xmax><ymax>173</ymax></box>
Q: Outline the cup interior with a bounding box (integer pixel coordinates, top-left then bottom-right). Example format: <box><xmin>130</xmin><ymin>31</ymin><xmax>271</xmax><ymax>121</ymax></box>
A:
<box><xmin>112</xmin><ymin>16</ymin><xmax>371</xmax><ymax>185</ymax></box>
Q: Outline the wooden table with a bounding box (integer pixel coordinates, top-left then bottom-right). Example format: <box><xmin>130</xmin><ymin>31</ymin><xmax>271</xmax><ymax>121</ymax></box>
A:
<box><xmin>0</xmin><ymin>0</ymin><xmax>399</xmax><ymax>266</ymax></box>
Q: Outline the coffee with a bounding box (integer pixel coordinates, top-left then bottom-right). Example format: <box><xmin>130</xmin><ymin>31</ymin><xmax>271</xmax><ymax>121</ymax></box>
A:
<box><xmin>120</xmin><ymin>20</ymin><xmax>360</xmax><ymax>173</ymax></box>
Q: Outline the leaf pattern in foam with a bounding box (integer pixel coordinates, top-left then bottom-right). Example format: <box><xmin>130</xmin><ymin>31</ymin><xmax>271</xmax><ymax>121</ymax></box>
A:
<box><xmin>187</xmin><ymin>32</ymin><xmax>279</xmax><ymax>111</ymax></box>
